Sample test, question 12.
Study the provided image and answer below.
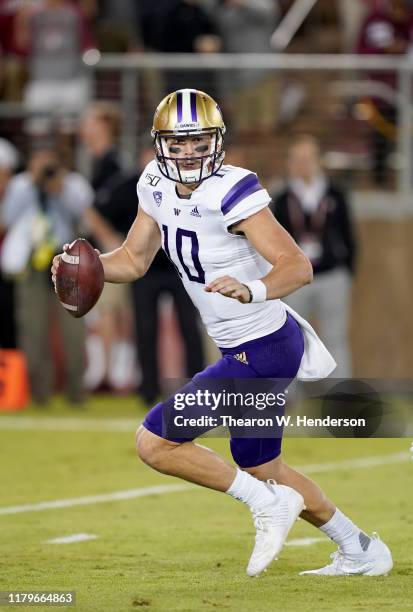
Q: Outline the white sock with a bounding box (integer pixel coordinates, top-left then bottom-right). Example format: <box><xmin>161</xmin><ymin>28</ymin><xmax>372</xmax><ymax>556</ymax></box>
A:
<box><xmin>320</xmin><ymin>509</ymin><xmax>371</xmax><ymax>557</ymax></box>
<box><xmin>226</xmin><ymin>469</ymin><xmax>276</xmax><ymax>510</ymax></box>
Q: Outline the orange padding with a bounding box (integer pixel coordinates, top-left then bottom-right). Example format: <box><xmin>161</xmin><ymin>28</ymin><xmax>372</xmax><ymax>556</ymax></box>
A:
<box><xmin>0</xmin><ymin>350</ymin><xmax>30</xmax><ymax>411</ymax></box>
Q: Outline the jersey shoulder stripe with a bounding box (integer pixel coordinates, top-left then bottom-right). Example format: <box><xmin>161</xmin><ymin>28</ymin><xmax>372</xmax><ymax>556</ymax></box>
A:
<box><xmin>221</xmin><ymin>173</ymin><xmax>263</xmax><ymax>216</ymax></box>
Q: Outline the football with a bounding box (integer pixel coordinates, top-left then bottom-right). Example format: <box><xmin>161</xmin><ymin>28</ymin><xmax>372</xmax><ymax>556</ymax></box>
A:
<box><xmin>55</xmin><ymin>238</ymin><xmax>104</xmax><ymax>318</ymax></box>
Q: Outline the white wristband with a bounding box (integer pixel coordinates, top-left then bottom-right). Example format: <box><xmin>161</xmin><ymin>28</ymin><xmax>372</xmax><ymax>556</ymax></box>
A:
<box><xmin>244</xmin><ymin>280</ymin><xmax>267</xmax><ymax>303</ymax></box>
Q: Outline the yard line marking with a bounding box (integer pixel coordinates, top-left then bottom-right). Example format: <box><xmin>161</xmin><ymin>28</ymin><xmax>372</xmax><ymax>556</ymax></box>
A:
<box><xmin>0</xmin><ymin>484</ymin><xmax>192</xmax><ymax>516</ymax></box>
<box><xmin>285</xmin><ymin>537</ymin><xmax>327</xmax><ymax>547</ymax></box>
<box><xmin>46</xmin><ymin>533</ymin><xmax>98</xmax><ymax>545</ymax></box>
<box><xmin>299</xmin><ymin>451</ymin><xmax>409</xmax><ymax>474</ymax></box>
<box><xmin>0</xmin><ymin>416</ymin><xmax>140</xmax><ymax>432</ymax></box>
<box><xmin>0</xmin><ymin>451</ymin><xmax>408</xmax><ymax>517</ymax></box>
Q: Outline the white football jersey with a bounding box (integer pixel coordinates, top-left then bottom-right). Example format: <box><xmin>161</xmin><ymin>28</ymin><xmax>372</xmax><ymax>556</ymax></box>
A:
<box><xmin>137</xmin><ymin>160</ymin><xmax>286</xmax><ymax>348</ymax></box>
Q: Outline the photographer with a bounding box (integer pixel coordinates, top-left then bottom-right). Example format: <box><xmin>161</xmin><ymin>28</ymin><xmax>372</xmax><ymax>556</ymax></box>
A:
<box><xmin>0</xmin><ymin>148</ymin><xmax>117</xmax><ymax>405</ymax></box>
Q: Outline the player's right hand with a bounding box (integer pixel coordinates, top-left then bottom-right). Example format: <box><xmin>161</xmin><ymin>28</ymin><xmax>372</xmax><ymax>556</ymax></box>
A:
<box><xmin>205</xmin><ymin>275</ymin><xmax>251</xmax><ymax>304</ymax></box>
<box><xmin>51</xmin><ymin>243</ymin><xmax>70</xmax><ymax>292</ymax></box>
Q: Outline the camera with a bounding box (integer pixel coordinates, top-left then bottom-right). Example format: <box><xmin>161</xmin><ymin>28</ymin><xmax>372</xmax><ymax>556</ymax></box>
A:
<box><xmin>40</xmin><ymin>164</ymin><xmax>59</xmax><ymax>183</ymax></box>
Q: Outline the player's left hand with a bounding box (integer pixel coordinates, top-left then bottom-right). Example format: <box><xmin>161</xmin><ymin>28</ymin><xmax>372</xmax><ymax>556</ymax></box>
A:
<box><xmin>205</xmin><ymin>275</ymin><xmax>251</xmax><ymax>304</ymax></box>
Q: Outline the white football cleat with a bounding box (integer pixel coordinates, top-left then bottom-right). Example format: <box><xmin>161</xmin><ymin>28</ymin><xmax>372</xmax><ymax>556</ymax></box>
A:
<box><xmin>299</xmin><ymin>533</ymin><xmax>393</xmax><ymax>576</ymax></box>
<box><xmin>247</xmin><ymin>481</ymin><xmax>305</xmax><ymax>577</ymax></box>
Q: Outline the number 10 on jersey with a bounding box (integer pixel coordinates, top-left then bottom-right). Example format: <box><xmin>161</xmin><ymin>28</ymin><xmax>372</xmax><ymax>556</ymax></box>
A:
<box><xmin>162</xmin><ymin>225</ymin><xmax>205</xmax><ymax>284</ymax></box>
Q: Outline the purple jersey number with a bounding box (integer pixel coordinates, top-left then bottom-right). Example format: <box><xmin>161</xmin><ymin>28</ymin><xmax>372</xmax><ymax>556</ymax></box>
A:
<box><xmin>162</xmin><ymin>225</ymin><xmax>205</xmax><ymax>284</ymax></box>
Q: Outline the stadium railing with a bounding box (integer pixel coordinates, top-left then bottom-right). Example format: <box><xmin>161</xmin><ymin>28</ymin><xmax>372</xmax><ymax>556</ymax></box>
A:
<box><xmin>0</xmin><ymin>53</ymin><xmax>412</xmax><ymax>217</ymax></box>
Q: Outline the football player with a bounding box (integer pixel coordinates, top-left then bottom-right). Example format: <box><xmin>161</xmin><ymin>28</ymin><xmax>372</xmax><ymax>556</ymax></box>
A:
<box><xmin>52</xmin><ymin>89</ymin><xmax>392</xmax><ymax>577</ymax></box>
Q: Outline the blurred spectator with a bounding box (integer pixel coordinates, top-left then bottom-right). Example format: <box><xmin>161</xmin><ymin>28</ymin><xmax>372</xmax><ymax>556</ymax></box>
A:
<box><xmin>357</xmin><ymin>0</ymin><xmax>411</xmax><ymax>185</ymax></box>
<box><xmin>0</xmin><ymin>148</ymin><xmax>116</xmax><ymax>405</ymax></box>
<box><xmin>96</xmin><ymin>0</ymin><xmax>141</xmax><ymax>52</ymax></box>
<box><xmin>159</xmin><ymin>0</ymin><xmax>221</xmax><ymax>95</ymax></box>
<box><xmin>0</xmin><ymin>137</ymin><xmax>19</xmax><ymax>348</ymax></box>
<box><xmin>80</xmin><ymin>101</ymin><xmax>122</xmax><ymax>194</ymax></box>
<box><xmin>15</xmin><ymin>0</ymin><xmax>95</xmax><ymax>136</ymax></box>
<box><xmin>136</xmin><ymin>0</ymin><xmax>172</xmax><ymax>51</ymax></box>
<box><xmin>213</xmin><ymin>0</ymin><xmax>280</xmax><ymax>132</ymax></box>
<box><xmin>0</xmin><ymin>0</ymin><xmax>34</xmax><ymax>101</ymax></box>
<box><xmin>272</xmin><ymin>135</ymin><xmax>357</xmax><ymax>378</ymax></box>
<box><xmin>98</xmin><ymin>146</ymin><xmax>205</xmax><ymax>405</ymax></box>
<box><xmin>215</xmin><ymin>0</ymin><xmax>278</xmax><ymax>53</ymax></box>
<box><xmin>134</xmin><ymin>1</ymin><xmax>220</xmax><ymax>120</ymax></box>
<box><xmin>161</xmin><ymin>0</ymin><xmax>221</xmax><ymax>54</ymax></box>
<box><xmin>79</xmin><ymin>101</ymin><xmax>136</xmax><ymax>392</ymax></box>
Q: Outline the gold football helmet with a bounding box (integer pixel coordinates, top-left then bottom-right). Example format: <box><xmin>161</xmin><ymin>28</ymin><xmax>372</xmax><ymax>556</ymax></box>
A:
<box><xmin>151</xmin><ymin>89</ymin><xmax>226</xmax><ymax>184</ymax></box>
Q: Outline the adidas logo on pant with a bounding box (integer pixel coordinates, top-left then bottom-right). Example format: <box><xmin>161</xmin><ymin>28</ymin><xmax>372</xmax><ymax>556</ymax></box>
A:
<box><xmin>233</xmin><ymin>351</ymin><xmax>248</xmax><ymax>365</ymax></box>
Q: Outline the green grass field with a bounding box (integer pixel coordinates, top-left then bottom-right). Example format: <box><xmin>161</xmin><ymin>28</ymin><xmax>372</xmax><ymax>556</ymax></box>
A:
<box><xmin>0</xmin><ymin>397</ymin><xmax>412</xmax><ymax>612</ymax></box>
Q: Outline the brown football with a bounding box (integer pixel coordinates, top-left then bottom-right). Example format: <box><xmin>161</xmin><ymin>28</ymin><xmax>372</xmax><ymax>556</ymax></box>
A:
<box><xmin>56</xmin><ymin>238</ymin><xmax>104</xmax><ymax>318</ymax></box>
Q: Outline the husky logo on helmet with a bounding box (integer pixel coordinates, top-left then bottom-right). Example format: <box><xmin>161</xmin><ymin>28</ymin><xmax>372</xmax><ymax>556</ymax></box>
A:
<box><xmin>151</xmin><ymin>89</ymin><xmax>226</xmax><ymax>185</ymax></box>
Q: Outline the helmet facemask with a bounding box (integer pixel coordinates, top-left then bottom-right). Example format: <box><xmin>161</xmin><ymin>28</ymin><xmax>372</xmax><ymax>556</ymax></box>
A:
<box><xmin>153</xmin><ymin>128</ymin><xmax>225</xmax><ymax>185</ymax></box>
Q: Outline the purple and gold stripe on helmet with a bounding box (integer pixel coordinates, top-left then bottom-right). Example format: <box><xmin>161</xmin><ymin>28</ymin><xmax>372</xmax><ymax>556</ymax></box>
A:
<box><xmin>176</xmin><ymin>92</ymin><xmax>183</xmax><ymax>122</ymax></box>
<box><xmin>190</xmin><ymin>91</ymin><xmax>197</xmax><ymax>122</ymax></box>
<box><xmin>221</xmin><ymin>173</ymin><xmax>263</xmax><ymax>216</ymax></box>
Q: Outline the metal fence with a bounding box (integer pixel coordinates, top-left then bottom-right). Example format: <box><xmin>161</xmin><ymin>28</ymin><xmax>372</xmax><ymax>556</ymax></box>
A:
<box><xmin>95</xmin><ymin>53</ymin><xmax>413</xmax><ymax>215</ymax></box>
<box><xmin>1</xmin><ymin>53</ymin><xmax>412</xmax><ymax>215</ymax></box>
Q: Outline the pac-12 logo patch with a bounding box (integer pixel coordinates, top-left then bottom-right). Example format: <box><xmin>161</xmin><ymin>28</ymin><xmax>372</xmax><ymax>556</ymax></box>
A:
<box><xmin>146</xmin><ymin>173</ymin><xmax>161</xmax><ymax>186</ymax></box>
<box><xmin>153</xmin><ymin>191</ymin><xmax>163</xmax><ymax>206</ymax></box>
